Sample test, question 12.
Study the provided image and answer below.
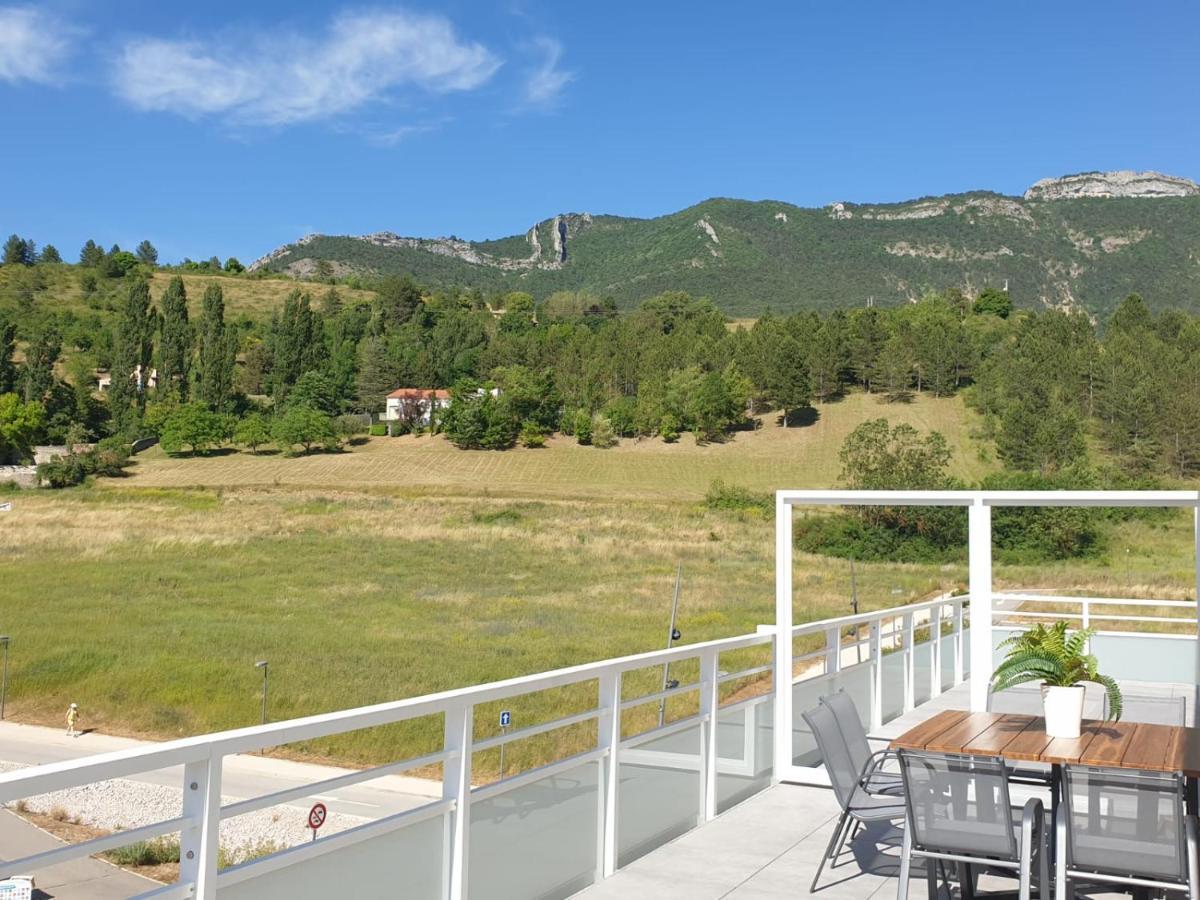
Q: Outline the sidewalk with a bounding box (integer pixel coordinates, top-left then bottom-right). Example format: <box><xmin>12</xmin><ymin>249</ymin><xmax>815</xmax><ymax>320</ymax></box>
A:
<box><xmin>0</xmin><ymin>721</ymin><xmax>440</xmax><ymax>821</ymax></box>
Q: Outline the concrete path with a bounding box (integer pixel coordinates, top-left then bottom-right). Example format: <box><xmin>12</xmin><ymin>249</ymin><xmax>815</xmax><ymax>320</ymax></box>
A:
<box><xmin>0</xmin><ymin>809</ymin><xmax>152</xmax><ymax>899</ymax></box>
<box><xmin>0</xmin><ymin>721</ymin><xmax>440</xmax><ymax>820</ymax></box>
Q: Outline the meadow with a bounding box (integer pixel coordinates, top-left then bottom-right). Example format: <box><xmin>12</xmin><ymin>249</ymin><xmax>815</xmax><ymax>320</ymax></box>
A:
<box><xmin>1</xmin><ymin>393</ymin><xmax>1195</xmax><ymax>775</ymax></box>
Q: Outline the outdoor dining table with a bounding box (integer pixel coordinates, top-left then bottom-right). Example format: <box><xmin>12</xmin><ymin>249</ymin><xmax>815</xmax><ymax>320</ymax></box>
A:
<box><xmin>890</xmin><ymin>709</ymin><xmax>1200</xmax><ymax>900</ymax></box>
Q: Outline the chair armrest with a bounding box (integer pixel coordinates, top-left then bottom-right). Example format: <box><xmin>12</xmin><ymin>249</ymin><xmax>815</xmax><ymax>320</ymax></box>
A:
<box><xmin>1020</xmin><ymin>797</ymin><xmax>1045</xmax><ymax>837</ymax></box>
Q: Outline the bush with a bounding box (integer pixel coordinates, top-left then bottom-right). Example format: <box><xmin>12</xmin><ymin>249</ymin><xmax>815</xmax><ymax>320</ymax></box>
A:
<box><xmin>369</xmin><ymin>423</ymin><xmax>388</xmax><ymax>437</ymax></box>
<box><xmin>573</xmin><ymin>410</ymin><xmax>593</xmax><ymax>446</ymax></box>
<box><xmin>520</xmin><ymin>422</ymin><xmax>547</xmax><ymax>448</ymax></box>
<box><xmin>105</xmin><ymin>838</ymin><xmax>180</xmax><ymax>867</ymax></box>
<box><xmin>659</xmin><ymin>414</ymin><xmax>680</xmax><ymax>443</ymax></box>
<box><xmin>591</xmin><ymin>415</ymin><xmax>617</xmax><ymax>448</ymax></box>
<box><xmin>37</xmin><ymin>442</ymin><xmax>131</xmax><ymax>488</ymax></box>
<box><xmin>705</xmin><ymin>479</ymin><xmax>771</xmax><ymax>514</ymax></box>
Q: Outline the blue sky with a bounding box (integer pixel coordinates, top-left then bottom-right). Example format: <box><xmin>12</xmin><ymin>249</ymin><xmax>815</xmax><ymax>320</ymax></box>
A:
<box><xmin>1</xmin><ymin>1</ymin><xmax>1197</xmax><ymax>263</ymax></box>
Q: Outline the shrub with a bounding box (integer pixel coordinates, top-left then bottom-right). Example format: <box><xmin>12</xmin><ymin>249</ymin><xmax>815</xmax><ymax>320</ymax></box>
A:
<box><xmin>591</xmin><ymin>415</ymin><xmax>617</xmax><ymax>448</ymax></box>
<box><xmin>520</xmin><ymin>422</ymin><xmax>547</xmax><ymax>448</ymax></box>
<box><xmin>705</xmin><ymin>479</ymin><xmax>771</xmax><ymax>514</ymax></box>
<box><xmin>573</xmin><ymin>410</ymin><xmax>593</xmax><ymax>446</ymax></box>
<box><xmin>369</xmin><ymin>423</ymin><xmax>388</xmax><ymax>437</ymax></box>
<box><xmin>659</xmin><ymin>414</ymin><xmax>680</xmax><ymax>443</ymax></box>
<box><xmin>37</xmin><ymin>443</ymin><xmax>131</xmax><ymax>488</ymax></box>
<box><xmin>105</xmin><ymin>838</ymin><xmax>180</xmax><ymax>867</ymax></box>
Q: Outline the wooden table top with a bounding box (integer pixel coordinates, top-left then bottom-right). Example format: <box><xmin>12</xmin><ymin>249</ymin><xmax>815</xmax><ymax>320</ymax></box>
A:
<box><xmin>890</xmin><ymin>709</ymin><xmax>1200</xmax><ymax>776</ymax></box>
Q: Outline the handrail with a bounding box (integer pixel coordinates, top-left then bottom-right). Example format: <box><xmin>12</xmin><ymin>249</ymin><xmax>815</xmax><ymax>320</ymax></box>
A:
<box><xmin>994</xmin><ymin>592</ymin><xmax>1196</xmax><ymax>609</ymax></box>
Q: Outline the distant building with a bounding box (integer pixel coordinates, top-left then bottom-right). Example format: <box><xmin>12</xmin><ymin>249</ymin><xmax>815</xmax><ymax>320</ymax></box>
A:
<box><xmin>95</xmin><ymin>366</ymin><xmax>158</xmax><ymax>393</ymax></box>
<box><xmin>385</xmin><ymin>388</ymin><xmax>451</xmax><ymax>427</ymax></box>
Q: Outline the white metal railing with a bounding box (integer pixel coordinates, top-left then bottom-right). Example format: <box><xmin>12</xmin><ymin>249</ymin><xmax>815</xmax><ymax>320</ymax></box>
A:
<box><xmin>993</xmin><ymin>592</ymin><xmax>1198</xmax><ymax>633</ymax></box>
<box><xmin>0</xmin><ymin>630</ymin><xmax>772</xmax><ymax>900</ymax></box>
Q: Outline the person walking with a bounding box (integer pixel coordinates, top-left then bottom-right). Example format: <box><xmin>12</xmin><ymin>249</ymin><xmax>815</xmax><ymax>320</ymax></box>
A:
<box><xmin>66</xmin><ymin>703</ymin><xmax>79</xmax><ymax>737</ymax></box>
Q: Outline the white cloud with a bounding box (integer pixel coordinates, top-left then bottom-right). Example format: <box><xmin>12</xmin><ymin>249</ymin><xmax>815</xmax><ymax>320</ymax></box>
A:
<box><xmin>522</xmin><ymin>36</ymin><xmax>573</xmax><ymax>108</ymax></box>
<box><xmin>112</xmin><ymin>9</ymin><xmax>502</xmax><ymax>126</ymax></box>
<box><xmin>0</xmin><ymin>6</ymin><xmax>76</xmax><ymax>84</ymax></box>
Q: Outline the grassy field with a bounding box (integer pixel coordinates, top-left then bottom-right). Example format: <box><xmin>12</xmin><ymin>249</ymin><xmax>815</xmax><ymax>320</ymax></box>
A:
<box><xmin>1</xmin><ymin>392</ymin><xmax>1194</xmax><ymax>775</ymax></box>
<box><xmin>0</xmin><ymin>265</ymin><xmax>375</xmax><ymax>324</ymax></box>
<box><xmin>126</xmin><ymin>392</ymin><xmax>996</xmax><ymax>499</ymax></box>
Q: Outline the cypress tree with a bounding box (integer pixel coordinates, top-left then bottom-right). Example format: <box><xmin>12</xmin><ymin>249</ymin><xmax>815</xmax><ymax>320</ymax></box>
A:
<box><xmin>196</xmin><ymin>283</ymin><xmax>237</xmax><ymax>411</ymax></box>
<box><xmin>158</xmin><ymin>276</ymin><xmax>192</xmax><ymax>401</ymax></box>
<box><xmin>109</xmin><ymin>279</ymin><xmax>156</xmax><ymax>434</ymax></box>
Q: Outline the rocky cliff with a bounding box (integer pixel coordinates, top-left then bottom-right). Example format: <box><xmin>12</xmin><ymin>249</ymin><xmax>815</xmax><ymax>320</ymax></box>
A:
<box><xmin>1024</xmin><ymin>170</ymin><xmax>1200</xmax><ymax>201</ymax></box>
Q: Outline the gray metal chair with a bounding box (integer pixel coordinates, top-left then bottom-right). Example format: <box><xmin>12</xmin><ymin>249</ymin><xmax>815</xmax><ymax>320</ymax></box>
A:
<box><xmin>896</xmin><ymin>750</ymin><xmax>1048</xmax><ymax>900</ymax></box>
<box><xmin>1102</xmin><ymin>692</ymin><xmax>1186</xmax><ymax>725</ymax></box>
<box><xmin>821</xmin><ymin>691</ymin><xmax>902</xmax><ymax>797</ymax></box>
<box><xmin>803</xmin><ymin>701</ymin><xmax>907</xmax><ymax>893</ymax></box>
<box><xmin>1061</xmin><ymin>765</ymin><xmax>1199</xmax><ymax>898</ymax></box>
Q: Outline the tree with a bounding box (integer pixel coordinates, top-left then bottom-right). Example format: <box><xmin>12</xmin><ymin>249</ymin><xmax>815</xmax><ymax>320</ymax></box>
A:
<box><xmin>759</xmin><ymin>334</ymin><xmax>810</xmax><ymax>425</ymax></box>
<box><xmin>268</xmin><ymin>290</ymin><xmax>326</xmax><ymax>401</ymax></box>
<box><xmin>235</xmin><ymin>413</ymin><xmax>272</xmax><ymax>453</ymax></box>
<box><xmin>39</xmin><ymin>244</ymin><xmax>62</xmax><ymax>264</ymax></box>
<box><xmin>102</xmin><ymin>249</ymin><xmax>139</xmax><ymax>278</ymax></box>
<box><xmin>223</xmin><ymin>257</ymin><xmax>245</xmax><ymax>274</ymax></box>
<box><xmin>3</xmin><ymin>234</ymin><xmax>34</xmax><ymax>266</ymax></box>
<box><xmin>973</xmin><ymin>288</ymin><xmax>1012</xmax><ymax>318</ymax></box>
<box><xmin>372</xmin><ymin>276</ymin><xmax>423</xmax><ymax>333</ymax></box>
<box><xmin>196</xmin><ymin>284</ymin><xmax>237</xmax><ymax>411</ymax></box>
<box><xmin>159</xmin><ymin>403</ymin><xmax>225</xmax><ymax>455</ymax></box>
<box><xmin>20</xmin><ymin>325</ymin><xmax>60</xmax><ymax>404</ymax></box>
<box><xmin>109</xmin><ymin>278</ymin><xmax>156</xmax><ymax>434</ymax></box>
<box><xmin>272</xmin><ymin>405</ymin><xmax>335</xmax><ymax>455</ymax></box>
<box><xmin>135</xmin><ymin>240</ymin><xmax>159</xmax><ymax>266</ymax></box>
<box><xmin>287</xmin><ymin>370</ymin><xmax>339</xmax><ymax>415</ymax></box>
<box><xmin>0</xmin><ymin>315</ymin><xmax>17</xmax><ymax>395</ymax></box>
<box><xmin>158</xmin><ymin>276</ymin><xmax>192</xmax><ymax>401</ymax></box>
<box><xmin>0</xmin><ymin>393</ymin><xmax>45</xmax><ymax>463</ymax></box>
<box><xmin>79</xmin><ymin>240</ymin><xmax>105</xmax><ymax>268</ymax></box>
<box><xmin>591</xmin><ymin>414</ymin><xmax>617</xmax><ymax>448</ymax></box>
<box><xmin>876</xmin><ymin>332</ymin><xmax>914</xmax><ymax>401</ymax></box>
<box><xmin>996</xmin><ymin>388</ymin><xmax>1087</xmax><ymax>475</ymax></box>
<box><xmin>441</xmin><ymin>384</ymin><xmax>518</xmax><ymax>450</ymax></box>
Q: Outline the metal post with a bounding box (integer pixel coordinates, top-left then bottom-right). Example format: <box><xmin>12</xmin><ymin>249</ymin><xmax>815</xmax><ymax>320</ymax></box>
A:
<box><xmin>598</xmin><ymin>671</ymin><xmax>621</xmax><ymax>878</ymax></box>
<box><xmin>825</xmin><ymin>627</ymin><xmax>841</xmax><ymax>675</ymax></box>
<box><xmin>773</xmin><ymin>494</ymin><xmax>794</xmax><ymax>782</ymax></box>
<box><xmin>902</xmin><ymin>613</ymin><xmax>915</xmax><ymax>712</ymax></box>
<box><xmin>255</xmin><ymin>660</ymin><xmax>269</xmax><ymax>727</ymax></box>
<box><xmin>851</xmin><ymin>558</ymin><xmax>862</xmax><ymax>664</ymax></box>
<box><xmin>699</xmin><ymin>649</ymin><xmax>720</xmax><ymax>822</ymax></box>
<box><xmin>658</xmin><ymin>565</ymin><xmax>683</xmax><ymax>728</ymax></box>
<box><xmin>179</xmin><ymin>754</ymin><xmax>222</xmax><ymax>900</ymax></box>
<box><xmin>930</xmin><ymin>603</ymin><xmax>943</xmax><ymax>700</ymax></box>
<box><xmin>869</xmin><ymin>621</ymin><xmax>882</xmax><ymax>731</ymax></box>
<box><xmin>953</xmin><ymin>601</ymin><xmax>965</xmax><ymax>684</ymax></box>
<box><xmin>0</xmin><ymin>636</ymin><xmax>8</xmax><ymax>721</ymax></box>
<box><xmin>444</xmin><ymin>705</ymin><xmax>473</xmax><ymax>900</ymax></box>
<box><xmin>968</xmin><ymin>498</ymin><xmax>993</xmax><ymax>712</ymax></box>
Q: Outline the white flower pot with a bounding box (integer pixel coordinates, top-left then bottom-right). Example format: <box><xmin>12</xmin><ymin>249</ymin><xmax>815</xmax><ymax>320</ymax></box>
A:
<box><xmin>1043</xmin><ymin>685</ymin><xmax>1085</xmax><ymax>738</ymax></box>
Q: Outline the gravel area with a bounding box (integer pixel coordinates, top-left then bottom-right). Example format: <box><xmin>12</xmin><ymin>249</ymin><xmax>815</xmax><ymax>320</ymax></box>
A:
<box><xmin>0</xmin><ymin>760</ymin><xmax>369</xmax><ymax>863</ymax></box>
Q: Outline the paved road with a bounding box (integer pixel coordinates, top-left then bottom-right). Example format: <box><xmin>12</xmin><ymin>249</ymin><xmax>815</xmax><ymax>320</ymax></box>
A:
<box><xmin>0</xmin><ymin>809</ymin><xmax>153</xmax><ymax>899</ymax></box>
<box><xmin>0</xmin><ymin>722</ymin><xmax>440</xmax><ymax>821</ymax></box>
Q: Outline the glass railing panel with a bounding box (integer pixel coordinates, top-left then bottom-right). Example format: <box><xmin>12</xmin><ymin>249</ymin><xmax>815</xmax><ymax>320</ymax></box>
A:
<box><xmin>469</xmin><ymin>760</ymin><xmax>599</xmax><ymax>900</ymax></box>
<box><xmin>217</xmin><ymin>812</ymin><xmax>444</xmax><ymax>900</ymax></box>
<box><xmin>880</xmin><ymin>648</ymin><xmax>905</xmax><ymax>723</ymax></box>
<box><xmin>912</xmin><ymin>640</ymin><xmax>933</xmax><ymax>707</ymax></box>
<box><xmin>1090</xmin><ymin>633</ymin><xmax>1197</xmax><ymax>684</ymax></box>
<box><xmin>791</xmin><ymin>660</ymin><xmax>871</xmax><ymax>766</ymax></box>
<box><xmin>940</xmin><ymin>632</ymin><xmax>956</xmax><ymax>691</ymax></box>
<box><xmin>617</xmin><ymin>724</ymin><xmax>701</xmax><ymax>867</ymax></box>
<box><xmin>715</xmin><ymin>700</ymin><xmax>773</xmax><ymax>814</ymax></box>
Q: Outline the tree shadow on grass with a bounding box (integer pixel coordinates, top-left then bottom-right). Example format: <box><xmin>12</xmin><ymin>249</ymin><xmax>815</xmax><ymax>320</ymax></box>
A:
<box><xmin>778</xmin><ymin>407</ymin><xmax>820</xmax><ymax>428</ymax></box>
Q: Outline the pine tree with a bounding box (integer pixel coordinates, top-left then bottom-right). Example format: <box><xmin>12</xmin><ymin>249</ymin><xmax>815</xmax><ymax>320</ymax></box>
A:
<box><xmin>20</xmin><ymin>326</ymin><xmax>60</xmax><ymax>404</ymax></box>
<box><xmin>39</xmin><ymin>244</ymin><xmax>62</xmax><ymax>264</ymax></box>
<box><xmin>196</xmin><ymin>283</ymin><xmax>237</xmax><ymax>411</ymax></box>
<box><xmin>79</xmin><ymin>240</ymin><xmax>105</xmax><ymax>267</ymax></box>
<box><xmin>109</xmin><ymin>279</ymin><xmax>156</xmax><ymax>434</ymax></box>
<box><xmin>0</xmin><ymin>315</ymin><xmax>18</xmax><ymax>394</ymax></box>
<box><xmin>158</xmin><ymin>276</ymin><xmax>192</xmax><ymax>401</ymax></box>
<box><xmin>3</xmin><ymin>234</ymin><xmax>34</xmax><ymax>266</ymax></box>
<box><xmin>136</xmin><ymin>240</ymin><xmax>159</xmax><ymax>266</ymax></box>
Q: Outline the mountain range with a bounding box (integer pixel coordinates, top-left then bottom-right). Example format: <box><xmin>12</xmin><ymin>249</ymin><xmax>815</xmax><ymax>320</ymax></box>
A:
<box><xmin>250</xmin><ymin>171</ymin><xmax>1200</xmax><ymax>318</ymax></box>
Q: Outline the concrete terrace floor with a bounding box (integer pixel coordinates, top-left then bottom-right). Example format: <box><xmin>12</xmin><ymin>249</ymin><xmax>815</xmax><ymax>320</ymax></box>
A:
<box><xmin>575</xmin><ymin>679</ymin><xmax>1197</xmax><ymax>900</ymax></box>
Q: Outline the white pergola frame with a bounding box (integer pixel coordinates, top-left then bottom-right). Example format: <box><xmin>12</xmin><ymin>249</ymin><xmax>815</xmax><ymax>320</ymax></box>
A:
<box><xmin>774</xmin><ymin>490</ymin><xmax>1200</xmax><ymax>784</ymax></box>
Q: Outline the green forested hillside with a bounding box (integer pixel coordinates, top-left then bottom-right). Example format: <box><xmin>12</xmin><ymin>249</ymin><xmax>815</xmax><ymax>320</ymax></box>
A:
<box><xmin>257</xmin><ymin>191</ymin><xmax>1200</xmax><ymax>318</ymax></box>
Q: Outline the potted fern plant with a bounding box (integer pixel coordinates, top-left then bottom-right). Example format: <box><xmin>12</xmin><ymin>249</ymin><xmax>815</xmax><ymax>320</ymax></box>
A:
<box><xmin>990</xmin><ymin>621</ymin><xmax>1122</xmax><ymax>739</ymax></box>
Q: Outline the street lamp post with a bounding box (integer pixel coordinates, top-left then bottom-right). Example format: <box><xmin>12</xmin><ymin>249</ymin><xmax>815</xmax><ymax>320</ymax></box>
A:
<box><xmin>0</xmin><ymin>636</ymin><xmax>9</xmax><ymax>721</ymax></box>
<box><xmin>255</xmin><ymin>660</ymin><xmax>269</xmax><ymax>728</ymax></box>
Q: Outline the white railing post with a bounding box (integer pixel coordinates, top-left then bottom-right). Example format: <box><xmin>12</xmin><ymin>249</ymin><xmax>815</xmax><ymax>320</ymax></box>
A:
<box><xmin>930</xmin><ymin>603</ymin><xmax>943</xmax><ymax>699</ymax></box>
<box><xmin>953</xmin><ymin>600</ymin><xmax>965</xmax><ymax>684</ymax></box>
<box><xmin>1194</xmin><ymin>500</ymin><xmax>1200</xmax><ymax>687</ymax></box>
<box><xmin>444</xmin><ymin>705</ymin><xmax>473</xmax><ymax>900</ymax></box>
<box><xmin>825</xmin><ymin>627</ymin><xmax>841</xmax><ymax>675</ymax></box>
<box><xmin>1081</xmin><ymin>598</ymin><xmax>1091</xmax><ymax>653</ymax></box>
<box><xmin>699</xmin><ymin>649</ymin><xmax>720</xmax><ymax>822</ymax></box>
<box><xmin>869</xmin><ymin>620</ymin><xmax>882</xmax><ymax>731</ymax></box>
<box><xmin>773</xmin><ymin>494</ymin><xmax>794</xmax><ymax>781</ymax></box>
<box><xmin>968</xmin><ymin>497</ymin><xmax>993</xmax><ymax>712</ymax></box>
<box><xmin>902</xmin><ymin>613</ymin><xmax>915</xmax><ymax>712</ymax></box>
<box><xmin>598</xmin><ymin>671</ymin><xmax>621</xmax><ymax>878</ymax></box>
<box><xmin>179</xmin><ymin>754</ymin><xmax>222</xmax><ymax>900</ymax></box>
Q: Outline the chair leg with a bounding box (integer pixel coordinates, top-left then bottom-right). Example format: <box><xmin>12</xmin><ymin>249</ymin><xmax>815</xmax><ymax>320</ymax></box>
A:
<box><xmin>829</xmin><ymin>812</ymin><xmax>854</xmax><ymax>866</ymax></box>
<box><xmin>925</xmin><ymin>853</ymin><xmax>939</xmax><ymax>900</ymax></box>
<box><xmin>1038</xmin><ymin>820</ymin><xmax>1049</xmax><ymax>900</ymax></box>
<box><xmin>1055</xmin><ymin>796</ymin><xmax>1068</xmax><ymax>900</ymax></box>
<box><xmin>895</xmin><ymin>815</ymin><xmax>912</xmax><ymax>900</ymax></box>
<box><xmin>810</xmin><ymin>809</ymin><xmax>849</xmax><ymax>893</ymax></box>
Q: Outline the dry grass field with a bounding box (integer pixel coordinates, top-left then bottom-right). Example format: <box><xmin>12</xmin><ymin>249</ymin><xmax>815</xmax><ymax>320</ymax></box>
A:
<box><xmin>126</xmin><ymin>392</ymin><xmax>996</xmax><ymax>499</ymax></box>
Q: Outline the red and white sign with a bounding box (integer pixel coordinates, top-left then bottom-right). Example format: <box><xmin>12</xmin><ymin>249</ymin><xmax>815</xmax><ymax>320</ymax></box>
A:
<box><xmin>307</xmin><ymin>802</ymin><xmax>327</xmax><ymax>832</ymax></box>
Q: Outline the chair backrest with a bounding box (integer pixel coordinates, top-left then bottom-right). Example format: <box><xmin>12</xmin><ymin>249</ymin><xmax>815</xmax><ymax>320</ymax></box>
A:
<box><xmin>987</xmin><ymin>684</ymin><xmax>1043</xmax><ymax>716</ymax></box>
<box><xmin>821</xmin><ymin>691</ymin><xmax>872</xmax><ymax>777</ymax></box>
<box><xmin>1103</xmin><ymin>693</ymin><xmax>1186</xmax><ymax>726</ymax></box>
<box><xmin>801</xmin><ymin>702</ymin><xmax>861</xmax><ymax>810</ymax></box>
<box><xmin>1062</xmin><ymin>765</ymin><xmax>1188</xmax><ymax>883</ymax></box>
<box><xmin>898</xmin><ymin>750</ymin><xmax>1017</xmax><ymax>860</ymax></box>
